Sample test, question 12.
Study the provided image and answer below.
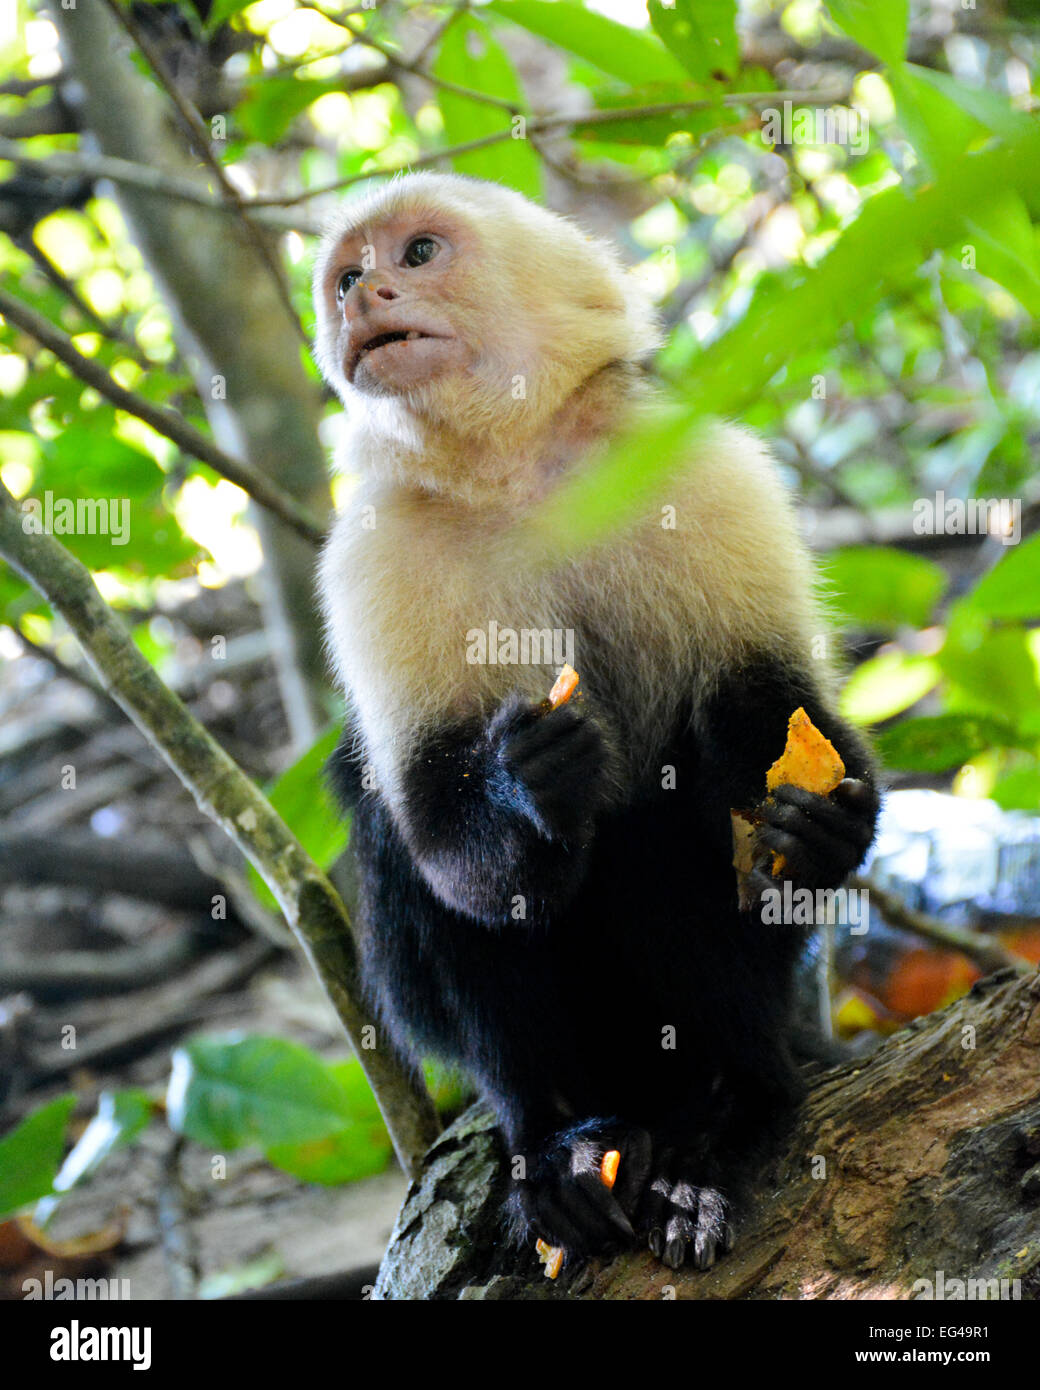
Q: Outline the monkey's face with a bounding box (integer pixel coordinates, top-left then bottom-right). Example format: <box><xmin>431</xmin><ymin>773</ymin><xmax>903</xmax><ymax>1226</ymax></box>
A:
<box><xmin>313</xmin><ymin>176</ymin><xmax>661</xmax><ymax>479</ymax></box>
<box><xmin>315</xmin><ymin>209</ymin><xmax>486</xmax><ymax>403</ymax></box>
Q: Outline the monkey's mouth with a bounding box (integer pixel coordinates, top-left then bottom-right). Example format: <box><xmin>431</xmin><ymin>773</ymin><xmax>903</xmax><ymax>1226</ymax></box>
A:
<box><xmin>350</xmin><ymin>329</ymin><xmax>433</xmax><ymax>379</ymax></box>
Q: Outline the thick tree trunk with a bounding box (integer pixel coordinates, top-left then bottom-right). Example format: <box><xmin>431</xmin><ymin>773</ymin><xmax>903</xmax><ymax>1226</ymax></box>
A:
<box><xmin>374</xmin><ymin>968</ymin><xmax>1040</xmax><ymax>1299</ymax></box>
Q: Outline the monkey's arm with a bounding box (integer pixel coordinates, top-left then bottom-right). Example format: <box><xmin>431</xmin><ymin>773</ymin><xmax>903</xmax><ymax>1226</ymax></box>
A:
<box><xmin>331</xmin><ymin>695</ymin><xmax>609</xmax><ymax>923</ymax></box>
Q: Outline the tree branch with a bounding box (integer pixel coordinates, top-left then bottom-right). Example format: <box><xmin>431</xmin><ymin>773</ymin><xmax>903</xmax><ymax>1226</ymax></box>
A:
<box><xmin>0</xmin><ymin>476</ymin><xmax>441</xmax><ymax>1177</ymax></box>
<box><xmin>0</xmin><ymin>136</ymin><xmax>317</xmax><ymax>233</ymax></box>
<box><xmin>0</xmin><ymin>288</ymin><xmax>324</xmax><ymax>547</ymax></box>
<box><xmin>375</xmin><ymin>969</ymin><xmax>1040</xmax><ymax>1298</ymax></box>
<box><xmin>263</xmin><ymin>89</ymin><xmax>850</xmax><ymax>206</ymax></box>
<box><xmin>853</xmin><ymin>875</ymin><xmax>1031</xmax><ymax>980</ymax></box>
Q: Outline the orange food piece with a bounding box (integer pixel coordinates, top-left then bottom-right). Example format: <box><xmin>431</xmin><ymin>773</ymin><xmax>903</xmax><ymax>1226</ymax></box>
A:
<box><xmin>600</xmin><ymin>1149</ymin><xmax>620</xmax><ymax>1189</ymax></box>
<box><xmin>548</xmin><ymin>664</ymin><xmax>579</xmax><ymax>709</ymax></box>
<box><xmin>766</xmin><ymin>707</ymin><xmax>845</xmax><ymax>797</ymax></box>
<box><xmin>765</xmin><ymin>708</ymin><xmax>845</xmax><ymax>875</ymax></box>
<box><xmin>535</xmin><ymin>1237</ymin><xmax>564</xmax><ymax>1279</ymax></box>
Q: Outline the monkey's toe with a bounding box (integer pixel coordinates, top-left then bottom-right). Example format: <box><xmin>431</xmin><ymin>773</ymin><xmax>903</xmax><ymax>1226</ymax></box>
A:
<box><xmin>642</xmin><ymin>1150</ymin><xmax>732</xmax><ymax>1270</ymax></box>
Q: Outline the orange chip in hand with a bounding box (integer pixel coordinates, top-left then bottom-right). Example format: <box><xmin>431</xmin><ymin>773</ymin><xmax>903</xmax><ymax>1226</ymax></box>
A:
<box><xmin>765</xmin><ymin>707</ymin><xmax>846</xmax><ymax>875</ymax></box>
<box><xmin>535</xmin><ymin>1237</ymin><xmax>564</xmax><ymax>1279</ymax></box>
<box><xmin>600</xmin><ymin>1149</ymin><xmax>620</xmax><ymax>1189</ymax></box>
<box><xmin>766</xmin><ymin>707</ymin><xmax>845</xmax><ymax>797</ymax></box>
<box><xmin>547</xmin><ymin>664</ymin><xmax>579</xmax><ymax>709</ymax></box>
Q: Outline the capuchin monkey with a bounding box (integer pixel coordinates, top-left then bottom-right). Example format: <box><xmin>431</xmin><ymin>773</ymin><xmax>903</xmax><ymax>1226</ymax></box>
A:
<box><xmin>313</xmin><ymin>173</ymin><xmax>879</xmax><ymax>1271</ymax></box>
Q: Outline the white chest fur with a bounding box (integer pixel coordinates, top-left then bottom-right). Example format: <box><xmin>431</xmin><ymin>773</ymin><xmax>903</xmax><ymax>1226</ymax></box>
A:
<box><xmin>317</xmin><ymin>424</ymin><xmax>822</xmax><ymax>805</ymax></box>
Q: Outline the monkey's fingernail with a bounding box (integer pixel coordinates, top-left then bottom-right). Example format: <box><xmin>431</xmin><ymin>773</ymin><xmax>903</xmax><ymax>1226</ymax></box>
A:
<box><xmin>648</xmin><ymin>1229</ymin><xmax>664</xmax><ymax>1258</ymax></box>
<box><xmin>693</xmin><ymin>1234</ymin><xmax>715</xmax><ymax>1270</ymax></box>
<box><xmin>663</xmin><ymin>1238</ymin><xmax>686</xmax><ymax>1269</ymax></box>
<box><xmin>834</xmin><ymin>777</ymin><xmax>869</xmax><ymax>806</ymax></box>
<box><xmin>609</xmin><ymin>1209</ymin><xmax>635</xmax><ymax>1238</ymax></box>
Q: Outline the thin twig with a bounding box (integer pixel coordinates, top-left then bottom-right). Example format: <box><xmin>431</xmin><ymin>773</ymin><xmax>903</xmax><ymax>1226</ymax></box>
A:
<box><xmin>409</xmin><ymin>2</ymin><xmax>468</xmax><ymax>67</ymax></box>
<box><xmin>0</xmin><ymin>288</ymin><xmax>325</xmax><ymax>546</ymax></box>
<box><xmin>12</xmin><ymin>624</ymin><xmax>110</xmax><ymax>700</ymax></box>
<box><xmin>0</xmin><ymin>90</ymin><xmax>845</xmax><ymax>216</ymax></box>
<box><xmin>19</xmin><ymin>241</ymin><xmax>152</xmax><ymax>369</ymax></box>
<box><xmin>336</xmin><ymin>9</ymin><xmax>520</xmax><ymax>112</ymax></box>
<box><xmin>0</xmin><ymin>137</ymin><xmax>315</xmax><ymax>232</ymax></box>
<box><xmin>157</xmin><ymin>1136</ymin><xmax>201</xmax><ymax>1302</ymax></box>
<box><xmin>262</xmin><ymin>89</ymin><xmax>850</xmax><ymax>206</ymax></box>
<box><xmin>852</xmin><ymin>876</ymin><xmax>1032</xmax><ymax>979</ymax></box>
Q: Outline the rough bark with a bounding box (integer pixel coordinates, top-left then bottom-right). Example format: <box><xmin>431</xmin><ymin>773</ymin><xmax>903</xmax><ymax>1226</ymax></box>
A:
<box><xmin>374</xmin><ymin>968</ymin><xmax>1040</xmax><ymax>1299</ymax></box>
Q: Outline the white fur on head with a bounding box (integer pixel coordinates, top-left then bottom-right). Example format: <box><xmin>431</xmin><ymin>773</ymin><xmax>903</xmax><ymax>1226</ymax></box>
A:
<box><xmin>312</xmin><ymin>173</ymin><xmax>661</xmax><ymax>501</ymax></box>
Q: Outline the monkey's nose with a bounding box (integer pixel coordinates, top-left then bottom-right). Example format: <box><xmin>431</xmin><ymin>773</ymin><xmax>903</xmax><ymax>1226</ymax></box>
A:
<box><xmin>375</xmin><ymin>285</ymin><xmax>398</xmax><ymax>301</ymax></box>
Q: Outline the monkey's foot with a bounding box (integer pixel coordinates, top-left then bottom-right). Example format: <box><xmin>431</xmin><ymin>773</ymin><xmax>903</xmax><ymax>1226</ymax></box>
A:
<box><xmin>508</xmin><ymin>1119</ymin><xmax>652</xmax><ymax>1257</ymax></box>
<box><xmin>642</xmin><ymin>1148</ymin><xmax>734</xmax><ymax>1271</ymax></box>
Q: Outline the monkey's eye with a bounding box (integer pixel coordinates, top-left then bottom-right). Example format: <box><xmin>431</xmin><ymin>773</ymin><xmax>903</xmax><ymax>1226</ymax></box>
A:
<box><xmin>403</xmin><ymin>236</ymin><xmax>439</xmax><ymax>268</ymax></box>
<box><xmin>336</xmin><ymin>268</ymin><xmax>362</xmax><ymax>301</ymax></box>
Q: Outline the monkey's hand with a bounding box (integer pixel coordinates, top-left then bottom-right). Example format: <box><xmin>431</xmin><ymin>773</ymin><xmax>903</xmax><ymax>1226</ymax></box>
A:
<box><xmin>507</xmin><ymin>1120</ymin><xmax>652</xmax><ymax>1260</ymax></box>
<box><xmin>748</xmin><ymin>777</ymin><xmax>878</xmax><ymax>897</ymax></box>
<box><xmin>488</xmin><ymin>693</ymin><xmax>608</xmax><ymax>845</ymax></box>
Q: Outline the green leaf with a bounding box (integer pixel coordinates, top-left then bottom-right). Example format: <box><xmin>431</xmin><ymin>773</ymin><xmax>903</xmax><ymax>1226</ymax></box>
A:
<box><xmin>487</xmin><ymin>0</ymin><xmax>686</xmax><ymax>85</ymax></box>
<box><xmin>423</xmin><ymin>1059</ymin><xmax>470</xmax><ymax>1113</ymax></box>
<box><xmin>963</xmin><ymin>192</ymin><xmax>1040</xmax><ymax>317</ymax></box>
<box><xmin>238</xmin><ymin>77</ymin><xmax>340</xmax><ymax>146</ymax></box>
<box><xmin>199</xmin><ymin>1251</ymin><xmax>286</xmax><ymax>1299</ymax></box>
<box><xmin>167</xmin><ymin>1035</ymin><xmax>354</xmax><ymax>1150</ymax></box>
<box><xmin>264</xmin><ymin>1061</ymin><xmax>392</xmax><ymax>1186</ymax></box>
<box><xmin>647</xmin><ymin>0</ymin><xmax>738</xmax><ymax>82</ymax></box>
<box><xmin>522</xmin><ymin>120</ymin><xmax>1040</xmax><ymax>554</ymax></box>
<box><xmin>839</xmin><ymin>652</ymin><xmax>942</xmax><ymax>724</ymax></box>
<box><xmin>0</xmin><ymin>1096</ymin><xmax>75</xmax><ymax>1220</ymax></box>
<box><xmin>991</xmin><ymin>763</ymin><xmax>1040</xmax><ymax>813</ymax></box>
<box><xmin>876</xmin><ymin>714</ymin><xmax>1023</xmax><ymax>773</ymax></box>
<box><xmin>205</xmin><ymin>0</ymin><xmax>253</xmax><ymax>30</ymax></box>
<box><xmin>247</xmin><ymin>726</ymin><xmax>350</xmax><ymax>910</ymax></box>
<box><xmin>433</xmin><ymin>15</ymin><xmax>542</xmax><ymax>198</ymax></box>
<box><xmin>34</xmin><ymin>1089</ymin><xmax>154</xmax><ymax>1226</ymax></box>
<box><xmin>823</xmin><ymin>546</ymin><xmax>947</xmax><ymax>630</ymax></box>
<box><xmin>889</xmin><ymin>64</ymin><xmax>988</xmax><ymax>175</ymax></box>
<box><xmin>940</xmin><ymin>626</ymin><xmax>1040</xmax><ymax>722</ymax></box>
<box><xmin>825</xmin><ymin>0</ymin><xmax>908</xmax><ymax>67</ymax></box>
<box><xmin>967</xmin><ymin>533</ymin><xmax>1040</xmax><ymax>622</ymax></box>
<box><xmin>17</xmin><ymin>428</ymin><xmax>199</xmax><ymax>578</ymax></box>
<box><xmin>894</xmin><ymin>65</ymin><xmax>1029</xmax><ymax>149</ymax></box>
